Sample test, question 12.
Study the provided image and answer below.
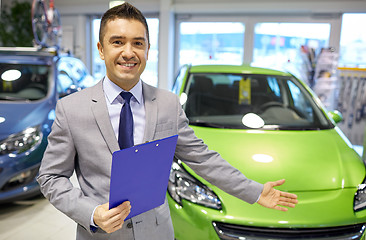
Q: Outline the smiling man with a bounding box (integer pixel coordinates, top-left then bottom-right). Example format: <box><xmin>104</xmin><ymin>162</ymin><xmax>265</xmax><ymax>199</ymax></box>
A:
<box><xmin>97</xmin><ymin>15</ymin><xmax>149</xmax><ymax>91</ymax></box>
<box><xmin>37</xmin><ymin>3</ymin><xmax>298</xmax><ymax>240</ymax></box>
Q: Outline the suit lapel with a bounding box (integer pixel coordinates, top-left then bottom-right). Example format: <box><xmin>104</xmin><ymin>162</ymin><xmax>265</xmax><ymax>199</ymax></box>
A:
<box><xmin>142</xmin><ymin>82</ymin><xmax>157</xmax><ymax>142</ymax></box>
<box><xmin>91</xmin><ymin>80</ymin><xmax>120</xmax><ymax>154</ymax></box>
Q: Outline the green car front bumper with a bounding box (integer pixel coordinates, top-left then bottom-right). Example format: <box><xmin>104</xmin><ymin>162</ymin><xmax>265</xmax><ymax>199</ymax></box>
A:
<box><xmin>168</xmin><ymin>188</ymin><xmax>366</xmax><ymax>240</ymax></box>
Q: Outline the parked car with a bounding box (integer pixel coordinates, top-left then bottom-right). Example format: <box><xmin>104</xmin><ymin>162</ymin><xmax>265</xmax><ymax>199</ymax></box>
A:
<box><xmin>0</xmin><ymin>47</ymin><xmax>96</xmax><ymax>203</ymax></box>
<box><xmin>168</xmin><ymin>64</ymin><xmax>366</xmax><ymax>239</ymax></box>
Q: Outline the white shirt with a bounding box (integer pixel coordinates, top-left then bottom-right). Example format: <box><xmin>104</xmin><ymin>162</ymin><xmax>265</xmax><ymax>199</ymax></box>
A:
<box><xmin>103</xmin><ymin>76</ymin><xmax>146</xmax><ymax>145</ymax></box>
<box><xmin>90</xmin><ymin>77</ymin><xmax>146</xmax><ymax>228</ymax></box>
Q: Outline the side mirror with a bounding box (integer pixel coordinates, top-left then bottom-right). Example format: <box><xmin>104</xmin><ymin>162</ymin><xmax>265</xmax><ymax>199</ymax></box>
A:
<box><xmin>328</xmin><ymin>110</ymin><xmax>343</xmax><ymax>124</ymax></box>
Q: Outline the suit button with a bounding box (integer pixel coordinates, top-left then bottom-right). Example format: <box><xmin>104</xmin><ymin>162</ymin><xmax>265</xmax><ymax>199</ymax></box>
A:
<box><xmin>127</xmin><ymin>222</ymin><xmax>133</xmax><ymax>229</ymax></box>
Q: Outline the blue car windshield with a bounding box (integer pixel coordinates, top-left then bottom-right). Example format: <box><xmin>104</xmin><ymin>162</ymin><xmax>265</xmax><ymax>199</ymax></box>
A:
<box><xmin>184</xmin><ymin>73</ymin><xmax>333</xmax><ymax>130</ymax></box>
<box><xmin>0</xmin><ymin>63</ymin><xmax>49</xmax><ymax>101</ymax></box>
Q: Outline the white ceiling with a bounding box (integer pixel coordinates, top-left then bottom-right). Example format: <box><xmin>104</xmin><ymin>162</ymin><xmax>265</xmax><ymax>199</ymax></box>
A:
<box><xmin>2</xmin><ymin>0</ymin><xmax>366</xmax><ymax>15</ymax></box>
<box><xmin>57</xmin><ymin>0</ymin><xmax>366</xmax><ymax>15</ymax></box>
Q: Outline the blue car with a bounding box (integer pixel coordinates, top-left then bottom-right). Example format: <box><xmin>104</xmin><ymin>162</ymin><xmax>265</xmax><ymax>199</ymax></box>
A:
<box><xmin>0</xmin><ymin>47</ymin><xmax>95</xmax><ymax>203</ymax></box>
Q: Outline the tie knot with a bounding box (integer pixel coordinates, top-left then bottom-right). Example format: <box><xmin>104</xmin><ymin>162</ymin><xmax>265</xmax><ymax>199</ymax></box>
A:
<box><xmin>120</xmin><ymin>92</ymin><xmax>133</xmax><ymax>103</ymax></box>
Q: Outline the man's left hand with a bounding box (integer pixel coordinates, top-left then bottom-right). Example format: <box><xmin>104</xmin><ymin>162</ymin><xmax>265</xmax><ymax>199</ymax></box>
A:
<box><xmin>257</xmin><ymin>179</ymin><xmax>298</xmax><ymax>211</ymax></box>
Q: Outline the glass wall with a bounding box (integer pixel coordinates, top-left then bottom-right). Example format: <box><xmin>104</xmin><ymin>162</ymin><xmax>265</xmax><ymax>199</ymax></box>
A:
<box><xmin>91</xmin><ymin>18</ymin><xmax>159</xmax><ymax>87</ymax></box>
<box><xmin>91</xmin><ymin>19</ymin><xmax>103</xmax><ymax>80</ymax></box>
<box><xmin>178</xmin><ymin>22</ymin><xmax>245</xmax><ymax>66</ymax></box>
<box><xmin>339</xmin><ymin>13</ymin><xmax>366</xmax><ymax>68</ymax></box>
<box><xmin>141</xmin><ymin>18</ymin><xmax>159</xmax><ymax>87</ymax></box>
<box><xmin>252</xmin><ymin>22</ymin><xmax>331</xmax><ymax>82</ymax></box>
<box><xmin>175</xmin><ymin>18</ymin><xmax>335</xmax><ymax>83</ymax></box>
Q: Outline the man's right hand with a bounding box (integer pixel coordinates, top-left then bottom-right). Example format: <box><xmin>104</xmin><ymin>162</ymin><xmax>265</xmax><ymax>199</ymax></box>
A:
<box><xmin>93</xmin><ymin>201</ymin><xmax>131</xmax><ymax>233</ymax></box>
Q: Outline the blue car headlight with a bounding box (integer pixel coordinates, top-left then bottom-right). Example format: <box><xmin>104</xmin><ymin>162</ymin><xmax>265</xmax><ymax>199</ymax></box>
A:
<box><xmin>168</xmin><ymin>159</ymin><xmax>222</xmax><ymax>210</ymax></box>
<box><xmin>0</xmin><ymin>125</ymin><xmax>43</xmax><ymax>156</ymax></box>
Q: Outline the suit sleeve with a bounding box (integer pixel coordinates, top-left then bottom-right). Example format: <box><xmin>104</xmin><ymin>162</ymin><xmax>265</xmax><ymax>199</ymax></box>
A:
<box><xmin>37</xmin><ymin>99</ymin><xmax>99</xmax><ymax>232</ymax></box>
<box><xmin>173</xmin><ymin>96</ymin><xmax>263</xmax><ymax>204</ymax></box>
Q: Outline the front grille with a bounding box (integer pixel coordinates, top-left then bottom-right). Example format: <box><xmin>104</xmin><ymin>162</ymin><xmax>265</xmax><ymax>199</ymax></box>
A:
<box><xmin>213</xmin><ymin>221</ymin><xmax>366</xmax><ymax>240</ymax></box>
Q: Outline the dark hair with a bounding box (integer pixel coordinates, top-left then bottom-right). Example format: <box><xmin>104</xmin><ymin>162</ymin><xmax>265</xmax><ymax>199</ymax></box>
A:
<box><xmin>99</xmin><ymin>2</ymin><xmax>150</xmax><ymax>45</ymax></box>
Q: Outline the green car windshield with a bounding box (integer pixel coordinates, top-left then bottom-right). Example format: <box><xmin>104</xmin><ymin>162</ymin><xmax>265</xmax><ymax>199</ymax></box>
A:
<box><xmin>183</xmin><ymin>73</ymin><xmax>333</xmax><ymax>130</ymax></box>
<box><xmin>0</xmin><ymin>63</ymin><xmax>49</xmax><ymax>101</ymax></box>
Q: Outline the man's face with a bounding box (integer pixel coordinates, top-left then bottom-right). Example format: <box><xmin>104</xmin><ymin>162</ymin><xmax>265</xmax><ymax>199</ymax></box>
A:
<box><xmin>97</xmin><ymin>18</ymin><xmax>149</xmax><ymax>90</ymax></box>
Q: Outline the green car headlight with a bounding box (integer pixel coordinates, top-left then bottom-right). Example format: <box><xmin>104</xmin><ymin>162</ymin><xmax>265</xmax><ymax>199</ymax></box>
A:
<box><xmin>354</xmin><ymin>182</ymin><xmax>366</xmax><ymax>211</ymax></box>
<box><xmin>168</xmin><ymin>159</ymin><xmax>222</xmax><ymax>210</ymax></box>
<box><xmin>0</xmin><ymin>125</ymin><xmax>43</xmax><ymax>155</ymax></box>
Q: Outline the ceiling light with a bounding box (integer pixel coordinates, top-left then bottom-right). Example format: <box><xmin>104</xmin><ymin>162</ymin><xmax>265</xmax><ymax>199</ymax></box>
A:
<box><xmin>1</xmin><ymin>69</ymin><xmax>21</xmax><ymax>81</ymax></box>
<box><xmin>242</xmin><ymin>113</ymin><xmax>264</xmax><ymax>128</ymax></box>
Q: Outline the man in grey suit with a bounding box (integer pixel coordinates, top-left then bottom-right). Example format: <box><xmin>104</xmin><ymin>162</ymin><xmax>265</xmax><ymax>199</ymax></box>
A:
<box><xmin>37</xmin><ymin>3</ymin><xmax>298</xmax><ymax>240</ymax></box>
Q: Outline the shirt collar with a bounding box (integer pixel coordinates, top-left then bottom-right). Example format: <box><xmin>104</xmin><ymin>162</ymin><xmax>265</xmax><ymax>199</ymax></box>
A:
<box><xmin>103</xmin><ymin>76</ymin><xmax>143</xmax><ymax>104</ymax></box>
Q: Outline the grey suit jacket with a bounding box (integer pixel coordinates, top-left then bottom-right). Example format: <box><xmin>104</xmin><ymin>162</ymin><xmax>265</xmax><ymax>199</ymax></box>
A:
<box><xmin>37</xmin><ymin>79</ymin><xmax>263</xmax><ymax>240</ymax></box>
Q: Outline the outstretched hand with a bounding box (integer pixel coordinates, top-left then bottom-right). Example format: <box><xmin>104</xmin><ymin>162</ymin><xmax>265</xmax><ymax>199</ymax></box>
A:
<box><xmin>257</xmin><ymin>179</ymin><xmax>298</xmax><ymax>211</ymax></box>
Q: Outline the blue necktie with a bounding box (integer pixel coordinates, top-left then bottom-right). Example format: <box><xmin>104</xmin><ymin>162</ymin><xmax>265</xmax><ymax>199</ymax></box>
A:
<box><xmin>118</xmin><ymin>92</ymin><xmax>134</xmax><ymax>149</ymax></box>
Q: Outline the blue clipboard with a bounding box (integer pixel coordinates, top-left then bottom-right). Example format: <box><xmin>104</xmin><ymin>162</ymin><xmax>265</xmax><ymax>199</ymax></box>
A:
<box><xmin>109</xmin><ymin>135</ymin><xmax>178</xmax><ymax>219</ymax></box>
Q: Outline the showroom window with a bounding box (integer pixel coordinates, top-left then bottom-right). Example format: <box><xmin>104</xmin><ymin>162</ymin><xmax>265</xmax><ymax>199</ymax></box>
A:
<box><xmin>339</xmin><ymin>13</ymin><xmax>366</xmax><ymax>68</ymax></box>
<box><xmin>178</xmin><ymin>22</ymin><xmax>245</xmax><ymax>66</ymax></box>
<box><xmin>91</xmin><ymin>18</ymin><xmax>159</xmax><ymax>87</ymax></box>
<box><xmin>252</xmin><ymin>22</ymin><xmax>331</xmax><ymax>74</ymax></box>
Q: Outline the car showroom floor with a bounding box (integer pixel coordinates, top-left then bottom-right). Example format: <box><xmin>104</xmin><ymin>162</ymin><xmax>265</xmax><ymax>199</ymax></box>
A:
<box><xmin>0</xmin><ymin>146</ymin><xmax>364</xmax><ymax>240</ymax></box>
<box><xmin>0</xmin><ymin>174</ymin><xmax>78</xmax><ymax>240</ymax></box>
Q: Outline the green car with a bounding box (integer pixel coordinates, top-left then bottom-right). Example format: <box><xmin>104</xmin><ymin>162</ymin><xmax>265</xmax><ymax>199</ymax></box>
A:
<box><xmin>167</xmin><ymin>64</ymin><xmax>366</xmax><ymax>239</ymax></box>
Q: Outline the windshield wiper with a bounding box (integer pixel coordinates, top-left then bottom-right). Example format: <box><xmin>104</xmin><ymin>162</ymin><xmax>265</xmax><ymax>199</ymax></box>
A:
<box><xmin>270</xmin><ymin>126</ymin><xmax>324</xmax><ymax>130</ymax></box>
<box><xmin>0</xmin><ymin>95</ymin><xmax>26</xmax><ymax>101</ymax></box>
<box><xmin>189</xmin><ymin>120</ymin><xmax>226</xmax><ymax>128</ymax></box>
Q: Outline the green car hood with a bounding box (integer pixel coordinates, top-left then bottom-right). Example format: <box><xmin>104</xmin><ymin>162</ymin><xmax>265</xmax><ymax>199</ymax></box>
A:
<box><xmin>189</xmin><ymin>126</ymin><xmax>365</xmax><ymax>192</ymax></box>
